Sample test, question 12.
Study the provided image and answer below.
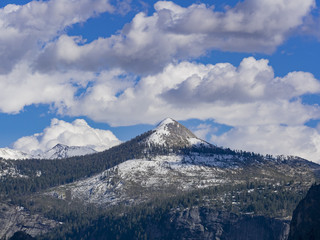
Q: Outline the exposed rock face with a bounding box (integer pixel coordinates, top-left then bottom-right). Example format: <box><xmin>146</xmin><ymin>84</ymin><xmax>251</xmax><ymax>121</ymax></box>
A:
<box><xmin>0</xmin><ymin>202</ymin><xmax>58</xmax><ymax>239</ymax></box>
<box><xmin>288</xmin><ymin>184</ymin><xmax>320</xmax><ymax>240</ymax></box>
<box><xmin>147</xmin><ymin>207</ymin><xmax>290</xmax><ymax>240</ymax></box>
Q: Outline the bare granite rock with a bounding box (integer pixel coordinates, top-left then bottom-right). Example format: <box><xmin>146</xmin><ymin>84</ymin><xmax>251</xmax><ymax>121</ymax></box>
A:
<box><xmin>0</xmin><ymin>202</ymin><xmax>58</xmax><ymax>239</ymax></box>
<box><xmin>146</xmin><ymin>207</ymin><xmax>290</xmax><ymax>240</ymax></box>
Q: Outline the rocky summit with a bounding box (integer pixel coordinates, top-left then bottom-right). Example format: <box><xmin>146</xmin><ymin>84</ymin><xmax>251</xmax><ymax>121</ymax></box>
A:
<box><xmin>146</xmin><ymin>118</ymin><xmax>209</xmax><ymax>148</ymax></box>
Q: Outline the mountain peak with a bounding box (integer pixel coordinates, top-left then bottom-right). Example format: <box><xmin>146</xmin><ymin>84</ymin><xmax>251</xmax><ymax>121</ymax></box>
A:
<box><xmin>0</xmin><ymin>147</ymin><xmax>32</xmax><ymax>160</ymax></box>
<box><xmin>41</xmin><ymin>144</ymin><xmax>97</xmax><ymax>159</ymax></box>
<box><xmin>146</xmin><ymin>118</ymin><xmax>208</xmax><ymax>148</ymax></box>
<box><xmin>0</xmin><ymin>144</ymin><xmax>98</xmax><ymax>160</ymax></box>
<box><xmin>52</xmin><ymin>143</ymin><xmax>67</xmax><ymax>149</ymax></box>
<box><xmin>157</xmin><ymin>117</ymin><xmax>176</xmax><ymax>126</ymax></box>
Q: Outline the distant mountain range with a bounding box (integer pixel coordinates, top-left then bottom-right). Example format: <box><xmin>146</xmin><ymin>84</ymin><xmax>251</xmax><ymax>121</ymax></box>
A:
<box><xmin>0</xmin><ymin>148</ymin><xmax>32</xmax><ymax>160</ymax></box>
<box><xmin>0</xmin><ymin>143</ymin><xmax>98</xmax><ymax>160</ymax></box>
<box><xmin>0</xmin><ymin>118</ymin><xmax>319</xmax><ymax>239</ymax></box>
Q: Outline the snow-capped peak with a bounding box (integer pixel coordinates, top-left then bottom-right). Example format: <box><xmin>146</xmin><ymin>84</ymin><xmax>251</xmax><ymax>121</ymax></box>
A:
<box><xmin>157</xmin><ymin>117</ymin><xmax>176</xmax><ymax>127</ymax></box>
<box><xmin>0</xmin><ymin>148</ymin><xmax>33</xmax><ymax>160</ymax></box>
<box><xmin>0</xmin><ymin>144</ymin><xmax>97</xmax><ymax>160</ymax></box>
<box><xmin>147</xmin><ymin>118</ymin><xmax>209</xmax><ymax>148</ymax></box>
<box><xmin>37</xmin><ymin>144</ymin><xmax>97</xmax><ymax>159</ymax></box>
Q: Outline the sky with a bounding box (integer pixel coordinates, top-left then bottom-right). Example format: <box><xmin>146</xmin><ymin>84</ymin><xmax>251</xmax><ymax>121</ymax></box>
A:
<box><xmin>1</xmin><ymin>0</ymin><xmax>320</xmax><ymax>162</ymax></box>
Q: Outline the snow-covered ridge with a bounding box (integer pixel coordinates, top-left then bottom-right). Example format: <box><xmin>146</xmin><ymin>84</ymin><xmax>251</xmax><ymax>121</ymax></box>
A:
<box><xmin>0</xmin><ymin>148</ymin><xmax>33</xmax><ymax>160</ymax></box>
<box><xmin>0</xmin><ymin>144</ymin><xmax>97</xmax><ymax>160</ymax></box>
<box><xmin>37</xmin><ymin>144</ymin><xmax>97</xmax><ymax>159</ymax></box>
<box><xmin>48</xmin><ymin>154</ymin><xmax>237</xmax><ymax>205</ymax></box>
<box><xmin>147</xmin><ymin>117</ymin><xmax>209</xmax><ymax>147</ymax></box>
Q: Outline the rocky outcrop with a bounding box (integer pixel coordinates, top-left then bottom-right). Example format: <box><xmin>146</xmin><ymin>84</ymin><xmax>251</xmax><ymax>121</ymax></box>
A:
<box><xmin>0</xmin><ymin>202</ymin><xmax>58</xmax><ymax>239</ymax></box>
<box><xmin>147</xmin><ymin>207</ymin><xmax>290</xmax><ymax>240</ymax></box>
<box><xmin>288</xmin><ymin>184</ymin><xmax>320</xmax><ymax>240</ymax></box>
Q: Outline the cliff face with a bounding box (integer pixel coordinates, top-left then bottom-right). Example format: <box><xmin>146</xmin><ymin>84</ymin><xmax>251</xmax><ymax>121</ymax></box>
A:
<box><xmin>0</xmin><ymin>202</ymin><xmax>58</xmax><ymax>240</ymax></box>
<box><xmin>288</xmin><ymin>184</ymin><xmax>320</xmax><ymax>240</ymax></box>
<box><xmin>146</xmin><ymin>207</ymin><xmax>290</xmax><ymax>240</ymax></box>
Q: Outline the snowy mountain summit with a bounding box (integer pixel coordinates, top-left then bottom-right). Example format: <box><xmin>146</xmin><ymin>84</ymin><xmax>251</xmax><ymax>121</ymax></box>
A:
<box><xmin>146</xmin><ymin>118</ymin><xmax>209</xmax><ymax>148</ymax></box>
<box><xmin>0</xmin><ymin>148</ymin><xmax>33</xmax><ymax>160</ymax></box>
<box><xmin>38</xmin><ymin>144</ymin><xmax>97</xmax><ymax>159</ymax></box>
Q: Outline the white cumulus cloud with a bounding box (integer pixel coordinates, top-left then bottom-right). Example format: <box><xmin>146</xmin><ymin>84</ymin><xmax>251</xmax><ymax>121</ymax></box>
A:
<box><xmin>211</xmin><ymin>124</ymin><xmax>320</xmax><ymax>163</ymax></box>
<box><xmin>0</xmin><ymin>63</ymin><xmax>96</xmax><ymax>114</ymax></box>
<box><xmin>33</xmin><ymin>0</ymin><xmax>315</xmax><ymax>74</ymax></box>
<box><xmin>65</xmin><ymin>57</ymin><xmax>320</xmax><ymax>127</ymax></box>
<box><xmin>0</xmin><ymin>0</ymin><xmax>318</xmax><ymax>116</ymax></box>
<box><xmin>0</xmin><ymin>0</ymin><xmax>113</xmax><ymax>74</ymax></box>
<box><xmin>13</xmin><ymin>119</ymin><xmax>121</xmax><ymax>154</ymax></box>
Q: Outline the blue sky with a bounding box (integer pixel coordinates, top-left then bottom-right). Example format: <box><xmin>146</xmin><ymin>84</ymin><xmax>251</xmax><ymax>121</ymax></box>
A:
<box><xmin>1</xmin><ymin>0</ymin><xmax>320</xmax><ymax>162</ymax></box>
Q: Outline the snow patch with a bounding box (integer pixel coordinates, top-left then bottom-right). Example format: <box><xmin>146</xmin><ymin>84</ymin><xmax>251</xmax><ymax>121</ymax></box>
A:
<box><xmin>0</xmin><ymin>160</ymin><xmax>28</xmax><ymax>178</ymax></box>
<box><xmin>147</xmin><ymin>118</ymin><xmax>173</xmax><ymax>145</ymax></box>
<box><xmin>188</xmin><ymin>137</ymin><xmax>209</xmax><ymax>146</ymax></box>
<box><xmin>47</xmin><ymin>153</ymin><xmax>241</xmax><ymax>206</ymax></box>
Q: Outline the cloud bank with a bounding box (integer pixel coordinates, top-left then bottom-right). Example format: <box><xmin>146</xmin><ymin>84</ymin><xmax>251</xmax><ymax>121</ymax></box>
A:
<box><xmin>13</xmin><ymin>119</ymin><xmax>121</xmax><ymax>154</ymax></box>
<box><xmin>0</xmin><ymin>0</ymin><xmax>113</xmax><ymax>74</ymax></box>
<box><xmin>212</xmin><ymin>125</ymin><xmax>320</xmax><ymax>163</ymax></box>
<box><xmin>0</xmin><ymin>0</ymin><xmax>317</xmax><ymax>115</ymax></box>
<box><xmin>34</xmin><ymin>0</ymin><xmax>315</xmax><ymax>74</ymax></box>
<box><xmin>66</xmin><ymin>57</ymin><xmax>320</xmax><ymax>126</ymax></box>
